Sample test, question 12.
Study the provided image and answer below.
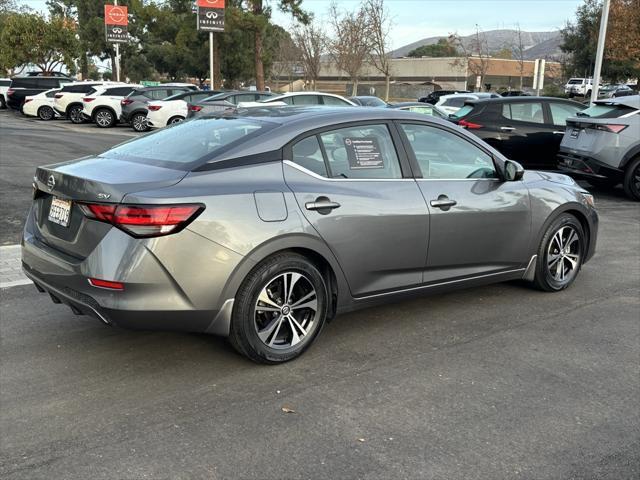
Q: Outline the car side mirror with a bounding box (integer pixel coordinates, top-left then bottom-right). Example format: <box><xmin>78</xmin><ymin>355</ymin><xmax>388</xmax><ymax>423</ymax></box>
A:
<box><xmin>504</xmin><ymin>160</ymin><xmax>524</xmax><ymax>181</ymax></box>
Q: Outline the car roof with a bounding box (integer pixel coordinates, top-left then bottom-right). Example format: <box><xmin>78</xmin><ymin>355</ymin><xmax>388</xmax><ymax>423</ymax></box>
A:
<box><xmin>594</xmin><ymin>95</ymin><xmax>640</xmax><ymax>109</ymax></box>
<box><xmin>468</xmin><ymin>96</ymin><xmax>584</xmax><ymax>105</ymax></box>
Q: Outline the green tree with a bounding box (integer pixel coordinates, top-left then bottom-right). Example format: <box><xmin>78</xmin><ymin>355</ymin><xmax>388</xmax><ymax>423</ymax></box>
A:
<box><xmin>561</xmin><ymin>0</ymin><xmax>640</xmax><ymax>81</ymax></box>
<box><xmin>407</xmin><ymin>38</ymin><xmax>458</xmax><ymax>58</ymax></box>
<box><xmin>0</xmin><ymin>12</ymin><xmax>79</xmax><ymax>74</ymax></box>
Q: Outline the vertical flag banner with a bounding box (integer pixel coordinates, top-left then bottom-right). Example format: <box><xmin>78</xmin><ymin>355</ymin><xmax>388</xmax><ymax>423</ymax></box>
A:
<box><xmin>105</xmin><ymin>4</ymin><xmax>129</xmax><ymax>43</ymax></box>
<box><xmin>197</xmin><ymin>0</ymin><xmax>225</xmax><ymax>31</ymax></box>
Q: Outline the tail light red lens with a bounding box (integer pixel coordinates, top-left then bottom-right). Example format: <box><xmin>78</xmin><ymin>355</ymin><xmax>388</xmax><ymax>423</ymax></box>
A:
<box><xmin>78</xmin><ymin>203</ymin><xmax>203</xmax><ymax>237</ymax></box>
<box><xmin>88</xmin><ymin>278</ymin><xmax>124</xmax><ymax>290</ymax></box>
<box><xmin>458</xmin><ymin>119</ymin><xmax>483</xmax><ymax>129</ymax></box>
<box><xmin>148</xmin><ymin>105</ymin><xmax>162</xmax><ymax>111</ymax></box>
<box><xmin>83</xmin><ymin>97</ymin><xmax>95</xmax><ymax>102</ymax></box>
<box><xmin>54</xmin><ymin>93</ymin><xmax>63</xmax><ymax>99</ymax></box>
<box><xmin>594</xmin><ymin>124</ymin><xmax>627</xmax><ymax>133</ymax></box>
<box><xmin>189</xmin><ymin>104</ymin><xmax>202</xmax><ymax>112</ymax></box>
<box><xmin>121</xmin><ymin>98</ymin><xmax>134</xmax><ymax>106</ymax></box>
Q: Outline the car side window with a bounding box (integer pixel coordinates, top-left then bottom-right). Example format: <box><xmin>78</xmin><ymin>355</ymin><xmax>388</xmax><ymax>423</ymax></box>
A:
<box><xmin>279</xmin><ymin>96</ymin><xmax>294</xmax><ymax>105</ymax></box>
<box><xmin>502</xmin><ymin>102</ymin><xmax>544</xmax><ymax>123</ymax></box>
<box><xmin>318</xmin><ymin>124</ymin><xmax>402</xmax><ymax>179</ymax></box>
<box><xmin>293</xmin><ymin>95</ymin><xmax>320</xmax><ymax>105</ymax></box>
<box><xmin>291</xmin><ymin>136</ymin><xmax>328</xmax><ymax>177</ymax></box>
<box><xmin>400</xmin><ymin>123</ymin><xmax>498</xmax><ymax>180</ymax></box>
<box><xmin>549</xmin><ymin>102</ymin><xmax>583</xmax><ymax>126</ymax></box>
<box><xmin>234</xmin><ymin>94</ymin><xmax>257</xmax><ymax>104</ymax></box>
<box><xmin>322</xmin><ymin>96</ymin><xmax>350</xmax><ymax>106</ymax></box>
<box><xmin>45</xmin><ymin>90</ymin><xmax>58</xmax><ymax>98</ymax></box>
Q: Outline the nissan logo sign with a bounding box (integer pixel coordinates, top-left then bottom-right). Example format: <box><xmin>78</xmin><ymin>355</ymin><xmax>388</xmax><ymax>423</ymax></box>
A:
<box><xmin>47</xmin><ymin>174</ymin><xmax>55</xmax><ymax>191</ymax></box>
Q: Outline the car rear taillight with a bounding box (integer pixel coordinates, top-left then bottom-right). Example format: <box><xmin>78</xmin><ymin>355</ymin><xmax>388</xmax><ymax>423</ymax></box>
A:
<box><xmin>148</xmin><ymin>105</ymin><xmax>162</xmax><ymax>111</ymax></box>
<box><xmin>78</xmin><ymin>203</ymin><xmax>204</xmax><ymax>237</ymax></box>
<box><xmin>594</xmin><ymin>124</ymin><xmax>627</xmax><ymax>133</ymax></box>
<box><xmin>88</xmin><ymin>278</ymin><xmax>124</xmax><ymax>291</ymax></box>
<box><xmin>83</xmin><ymin>97</ymin><xmax>95</xmax><ymax>102</ymax></box>
<box><xmin>121</xmin><ymin>98</ymin><xmax>134</xmax><ymax>106</ymax></box>
<box><xmin>189</xmin><ymin>104</ymin><xmax>202</xmax><ymax>112</ymax></box>
<box><xmin>54</xmin><ymin>93</ymin><xmax>63</xmax><ymax>99</ymax></box>
<box><xmin>458</xmin><ymin>119</ymin><xmax>483</xmax><ymax>129</ymax></box>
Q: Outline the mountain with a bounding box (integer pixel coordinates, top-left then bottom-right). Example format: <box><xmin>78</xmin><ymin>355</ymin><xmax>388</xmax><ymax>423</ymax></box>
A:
<box><xmin>391</xmin><ymin>29</ymin><xmax>564</xmax><ymax>60</ymax></box>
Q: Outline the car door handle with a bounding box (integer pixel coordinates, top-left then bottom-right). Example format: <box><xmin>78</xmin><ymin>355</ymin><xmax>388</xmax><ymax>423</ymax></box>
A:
<box><xmin>430</xmin><ymin>196</ymin><xmax>457</xmax><ymax>210</ymax></box>
<box><xmin>500</xmin><ymin>126</ymin><xmax>516</xmax><ymax>132</ymax></box>
<box><xmin>305</xmin><ymin>197</ymin><xmax>341</xmax><ymax>213</ymax></box>
<box><xmin>553</xmin><ymin>131</ymin><xmax>565</xmax><ymax>135</ymax></box>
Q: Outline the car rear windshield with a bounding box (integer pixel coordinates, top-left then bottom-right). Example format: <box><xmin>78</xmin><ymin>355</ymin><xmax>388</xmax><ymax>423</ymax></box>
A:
<box><xmin>0</xmin><ymin>80</ymin><xmax>11</xmax><ymax>86</ymax></box>
<box><xmin>450</xmin><ymin>104</ymin><xmax>474</xmax><ymax>118</ymax></box>
<box><xmin>102</xmin><ymin>117</ymin><xmax>275</xmax><ymax>170</ymax></box>
<box><xmin>576</xmin><ymin>103</ymin><xmax>637</xmax><ymax>118</ymax></box>
<box><xmin>568</xmin><ymin>79</ymin><xmax>583</xmax><ymax>84</ymax></box>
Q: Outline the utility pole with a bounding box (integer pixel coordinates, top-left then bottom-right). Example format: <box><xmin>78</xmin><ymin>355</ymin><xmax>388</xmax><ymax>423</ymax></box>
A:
<box><xmin>114</xmin><ymin>0</ymin><xmax>120</xmax><ymax>82</ymax></box>
<box><xmin>209</xmin><ymin>32</ymin><xmax>214</xmax><ymax>89</ymax></box>
<box><xmin>590</xmin><ymin>0</ymin><xmax>610</xmax><ymax>104</ymax></box>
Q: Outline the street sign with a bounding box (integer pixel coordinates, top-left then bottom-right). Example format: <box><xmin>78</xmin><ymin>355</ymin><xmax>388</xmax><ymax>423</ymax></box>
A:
<box><xmin>197</xmin><ymin>0</ymin><xmax>225</xmax><ymax>32</ymax></box>
<box><xmin>104</xmin><ymin>4</ymin><xmax>128</xmax><ymax>43</ymax></box>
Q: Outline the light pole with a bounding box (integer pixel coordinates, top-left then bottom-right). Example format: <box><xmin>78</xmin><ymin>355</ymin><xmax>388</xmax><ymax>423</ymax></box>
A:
<box><xmin>590</xmin><ymin>0</ymin><xmax>610</xmax><ymax>104</ymax></box>
<box><xmin>114</xmin><ymin>0</ymin><xmax>120</xmax><ymax>82</ymax></box>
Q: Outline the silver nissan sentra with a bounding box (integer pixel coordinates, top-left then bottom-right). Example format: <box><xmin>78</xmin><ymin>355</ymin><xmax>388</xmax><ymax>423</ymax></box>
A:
<box><xmin>22</xmin><ymin>107</ymin><xmax>598</xmax><ymax>363</ymax></box>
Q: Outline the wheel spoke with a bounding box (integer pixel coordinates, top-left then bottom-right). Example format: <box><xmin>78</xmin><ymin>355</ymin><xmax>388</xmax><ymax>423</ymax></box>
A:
<box><xmin>288</xmin><ymin>313</ymin><xmax>308</xmax><ymax>337</ymax></box>
<box><xmin>565</xmin><ymin>253</ymin><xmax>579</xmax><ymax>269</ymax></box>
<box><xmin>290</xmin><ymin>290</ymin><xmax>317</xmax><ymax>310</ymax></box>
<box><xmin>258</xmin><ymin>288</ymin><xmax>280</xmax><ymax>309</ymax></box>
<box><xmin>565</xmin><ymin>229</ymin><xmax>578</xmax><ymax>249</ymax></box>
<box><xmin>548</xmin><ymin>254</ymin><xmax>561</xmax><ymax>268</ymax></box>
<box><xmin>285</xmin><ymin>272</ymin><xmax>302</xmax><ymax>303</ymax></box>
<box><xmin>257</xmin><ymin>315</ymin><xmax>284</xmax><ymax>344</ymax></box>
<box><xmin>287</xmin><ymin>316</ymin><xmax>301</xmax><ymax>346</ymax></box>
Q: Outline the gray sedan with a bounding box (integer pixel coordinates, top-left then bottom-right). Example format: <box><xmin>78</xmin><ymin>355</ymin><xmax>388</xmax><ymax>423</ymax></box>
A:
<box><xmin>22</xmin><ymin>107</ymin><xmax>598</xmax><ymax>363</ymax></box>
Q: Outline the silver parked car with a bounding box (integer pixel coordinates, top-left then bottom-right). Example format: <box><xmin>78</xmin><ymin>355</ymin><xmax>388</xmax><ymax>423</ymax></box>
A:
<box><xmin>22</xmin><ymin>107</ymin><xmax>598</xmax><ymax>363</ymax></box>
<box><xmin>558</xmin><ymin>95</ymin><xmax>640</xmax><ymax>200</ymax></box>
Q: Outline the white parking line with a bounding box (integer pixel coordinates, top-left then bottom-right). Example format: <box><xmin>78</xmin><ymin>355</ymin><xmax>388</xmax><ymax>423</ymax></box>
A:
<box><xmin>0</xmin><ymin>244</ymin><xmax>31</xmax><ymax>289</ymax></box>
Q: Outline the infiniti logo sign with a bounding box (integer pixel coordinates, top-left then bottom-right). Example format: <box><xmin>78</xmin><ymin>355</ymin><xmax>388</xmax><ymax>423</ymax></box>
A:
<box><xmin>205</xmin><ymin>11</ymin><xmax>218</xmax><ymax>19</ymax></box>
<box><xmin>47</xmin><ymin>174</ymin><xmax>55</xmax><ymax>191</ymax></box>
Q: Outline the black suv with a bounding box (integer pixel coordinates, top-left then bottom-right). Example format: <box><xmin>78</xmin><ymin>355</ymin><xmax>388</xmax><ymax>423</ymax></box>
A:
<box><xmin>6</xmin><ymin>76</ymin><xmax>71</xmax><ymax>110</ymax></box>
<box><xmin>419</xmin><ymin>90</ymin><xmax>471</xmax><ymax>105</ymax></box>
<box><xmin>450</xmin><ymin>96</ymin><xmax>586</xmax><ymax>169</ymax></box>
<box><xmin>120</xmin><ymin>85</ymin><xmax>193</xmax><ymax>132</ymax></box>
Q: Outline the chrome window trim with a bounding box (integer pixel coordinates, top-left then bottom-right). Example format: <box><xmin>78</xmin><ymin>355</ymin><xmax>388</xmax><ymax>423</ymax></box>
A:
<box><xmin>283</xmin><ymin>159</ymin><xmax>416</xmax><ymax>182</ymax></box>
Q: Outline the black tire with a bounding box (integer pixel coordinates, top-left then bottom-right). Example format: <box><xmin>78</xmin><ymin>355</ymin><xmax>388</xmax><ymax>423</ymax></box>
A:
<box><xmin>0</xmin><ymin>96</ymin><xmax>6</xmax><ymax>109</ymax></box>
<box><xmin>167</xmin><ymin>115</ymin><xmax>184</xmax><ymax>125</ymax></box>
<box><xmin>67</xmin><ymin>104</ymin><xmax>84</xmax><ymax>124</ymax></box>
<box><xmin>585</xmin><ymin>90</ymin><xmax>592</xmax><ymax>98</ymax></box>
<box><xmin>532</xmin><ymin>213</ymin><xmax>585</xmax><ymax>292</ymax></box>
<box><xmin>94</xmin><ymin>108</ymin><xmax>115</xmax><ymax>128</ymax></box>
<box><xmin>622</xmin><ymin>157</ymin><xmax>640</xmax><ymax>201</ymax></box>
<box><xmin>229</xmin><ymin>253</ymin><xmax>328</xmax><ymax>364</ymax></box>
<box><xmin>37</xmin><ymin>105</ymin><xmax>55</xmax><ymax>121</ymax></box>
<box><xmin>131</xmin><ymin>113</ymin><xmax>148</xmax><ymax>132</ymax></box>
<box><xmin>588</xmin><ymin>177</ymin><xmax>619</xmax><ymax>190</ymax></box>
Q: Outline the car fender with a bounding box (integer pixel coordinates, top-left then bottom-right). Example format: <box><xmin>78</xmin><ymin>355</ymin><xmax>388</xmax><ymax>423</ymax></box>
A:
<box><xmin>91</xmin><ymin>104</ymin><xmax>117</xmax><ymax>121</ymax></box>
<box><xmin>621</xmin><ymin>142</ymin><xmax>640</xmax><ymax>169</ymax></box>
<box><xmin>65</xmin><ymin>101</ymin><xmax>82</xmax><ymax>115</ymax></box>
<box><xmin>217</xmin><ymin>232</ymin><xmax>352</xmax><ymax>316</ymax></box>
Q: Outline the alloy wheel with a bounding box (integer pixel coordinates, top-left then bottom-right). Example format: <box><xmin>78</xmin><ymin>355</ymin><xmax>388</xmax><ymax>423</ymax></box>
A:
<box><xmin>546</xmin><ymin>226</ymin><xmax>581</xmax><ymax>283</ymax></box>
<box><xmin>132</xmin><ymin>114</ymin><xmax>147</xmax><ymax>132</ymax></box>
<box><xmin>95</xmin><ymin>110</ymin><xmax>113</xmax><ymax>127</ymax></box>
<box><xmin>169</xmin><ymin>116</ymin><xmax>184</xmax><ymax>124</ymax></box>
<box><xmin>253</xmin><ymin>271</ymin><xmax>319</xmax><ymax>350</ymax></box>
<box><xmin>633</xmin><ymin>164</ymin><xmax>640</xmax><ymax>196</ymax></box>
<box><xmin>39</xmin><ymin>106</ymin><xmax>54</xmax><ymax>120</ymax></box>
<box><xmin>69</xmin><ymin>106</ymin><xmax>83</xmax><ymax>123</ymax></box>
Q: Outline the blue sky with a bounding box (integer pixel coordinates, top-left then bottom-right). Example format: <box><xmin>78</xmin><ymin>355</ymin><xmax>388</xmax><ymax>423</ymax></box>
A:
<box><xmin>22</xmin><ymin>0</ymin><xmax>584</xmax><ymax>50</ymax></box>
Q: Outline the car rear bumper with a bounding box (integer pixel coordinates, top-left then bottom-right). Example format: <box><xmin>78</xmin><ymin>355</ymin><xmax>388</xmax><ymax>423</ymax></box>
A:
<box><xmin>21</xmin><ymin>214</ymin><xmax>238</xmax><ymax>336</ymax></box>
<box><xmin>557</xmin><ymin>152</ymin><xmax>623</xmax><ymax>180</ymax></box>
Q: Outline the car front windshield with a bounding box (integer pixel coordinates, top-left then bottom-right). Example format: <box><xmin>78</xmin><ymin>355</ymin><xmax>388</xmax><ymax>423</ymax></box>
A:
<box><xmin>103</xmin><ymin>117</ymin><xmax>274</xmax><ymax>169</ymax></box>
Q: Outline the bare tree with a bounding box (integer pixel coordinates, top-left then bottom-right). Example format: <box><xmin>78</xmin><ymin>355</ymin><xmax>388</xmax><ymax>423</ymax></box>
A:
<box><xmin>270</xmin><ymin>34</ymin><xmax>301</xmax><ymax>91</ymax></box>
<box><xmin>364</xmin><ymin>0</ymin><xmax>393</xmax><ymax>101</ymax></box>
<box><xmin>292</xmin><ymin>22</ymin><xmax>326</xmax><ymax>90</ymax></box>
<box><xmin>513</xmin><ymin>23</ymin><xmax>526</xmax><ymax>90</ymax></box>
<box><xmin>449</xmin><ymin>25</ymin><xmax>490</xmax><ymax>91</ymax></box>
<box><xmin>328</xmin><ymin>1</ymin><xmax>371</xmax><ymax>96</ymax></box>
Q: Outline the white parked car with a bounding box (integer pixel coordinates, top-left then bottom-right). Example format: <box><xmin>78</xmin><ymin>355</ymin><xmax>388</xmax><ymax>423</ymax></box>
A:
<box><xmin>238</xmin><ymin>91</ymin><xmax>356</xmax><ymax>108</ymax></box>
<box><xmin>563</xmin><ymin>78</ymin><xmax>602</xmax><ymax>97</ymax></box>
<box><xmin>22</xmin><ymin>88</ymin><xmax>61</xmax><ymax>120</ymax></box>
<box><xmin>81</xmin><ymin>84</ymin><xmax>141</xmax><ymax>128</ymax></box>
<box><xmin>436</xmin><ymin>92</ymin><xmax>500</xmax><ymax>115</ymax></box>
<box><xmin>145</xmin><ymin>90</ymin><xmax>214</xmax><ymax>129</ymax></box>
<box><xmin>0</xmin><ymin>78</ymin><xmax>11</xmax><ymax>109</ymax></box>
<box><xmin>54</xmin><ymin>81</ymin><xmax>124</xmax><ymax>123</ymax></box>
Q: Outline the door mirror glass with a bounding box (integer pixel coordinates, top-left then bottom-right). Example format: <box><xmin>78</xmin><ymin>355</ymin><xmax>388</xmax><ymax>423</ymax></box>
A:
<box><xmin>504</xmin><ymin>160</ymin><xmax>524</xmax><ymax>181</ymax></box>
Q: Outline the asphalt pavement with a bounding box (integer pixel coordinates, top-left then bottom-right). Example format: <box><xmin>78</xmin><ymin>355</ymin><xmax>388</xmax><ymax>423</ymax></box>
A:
<box><xmin>1</xmin><ymin>108</ymin><xmax>639</xmax><ymax>480</ymax></box>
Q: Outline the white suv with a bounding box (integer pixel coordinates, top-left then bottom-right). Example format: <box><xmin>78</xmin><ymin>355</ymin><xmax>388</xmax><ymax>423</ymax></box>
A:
<box><xmin>54</xmin><ymin>81</ymin><xmax>124</xmax><ymax>123</ymax></box>
<box><xmin>0</xmin><ymin>78</ymin><xmax>11</xmax><ymax>109</ymax></box>
<box><xmin>564</xmin><ymin>78</ymin><xmax>601</xmax><ymax>97</ymax></box>
<box><xmin>81</xmin><ymin>84</ymin><xmax>141</xmax><ymax>128</ymax></box>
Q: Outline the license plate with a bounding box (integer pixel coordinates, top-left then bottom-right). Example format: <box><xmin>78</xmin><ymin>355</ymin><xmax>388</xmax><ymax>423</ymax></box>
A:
<box><xmin>48</xmin><ymin>197</ymin><xmax>72</xmax><ymax>227</ymax></box>
<box><xmin>570</xmin><ymin>128</ymin><xmax>580</xmax><ymax>139</ymax></box>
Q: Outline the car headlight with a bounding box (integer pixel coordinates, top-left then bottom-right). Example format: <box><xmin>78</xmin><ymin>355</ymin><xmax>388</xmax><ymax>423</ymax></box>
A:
<box><xmin>581</xmin><ymin>192</ymin><xmax>595</xmax><ymax>207</ymax></box>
